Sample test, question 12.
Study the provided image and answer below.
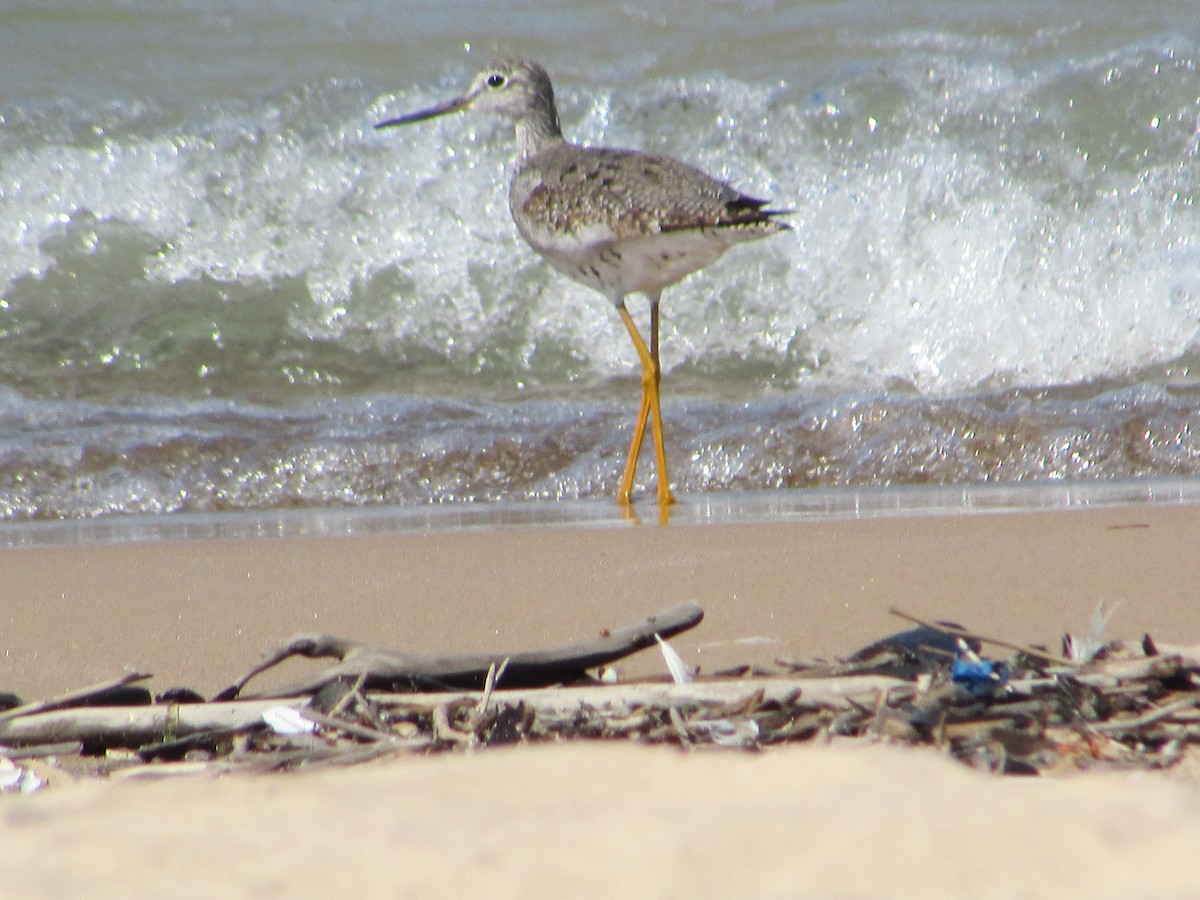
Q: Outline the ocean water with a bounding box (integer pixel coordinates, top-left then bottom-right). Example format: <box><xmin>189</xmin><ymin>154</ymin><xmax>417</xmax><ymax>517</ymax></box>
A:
<box><xmin>2</xmin><ymin>0</ymin><xmax>1199</xmax><ymax>527</ymax></box>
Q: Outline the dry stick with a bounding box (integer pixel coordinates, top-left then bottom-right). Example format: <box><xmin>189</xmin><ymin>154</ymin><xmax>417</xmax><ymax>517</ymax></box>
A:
<box><xmin>0</xmin><ymin>671</ymin><xmax>152</xmax><ymax>724</ymax></box>
<box><xmin>1091</xmin><ymin>695</ymin><xmax>1200</xmax><ymax>735</ymax></box>
<box><xmin>478</xmin><ymin>659</ymin><xmax>504</xmax><ymax>716</ymax></box>
<box><xmin>328</xmin><ymin>672</ymin><xmax>370</xmax><ymax>718</ymax></box>
<box><xmin>471</xmin><ymin>658</ymin><xmax>510</xmax><ymax>733</ymax></box>
<box><xmin>298</xmin><ymin>740</ymin><xmax>429</xmax><ymax>770</ymax></box>
<box><xmin>0</xmin><ymin>741</ymin><xmax>84</xmax><ymax>759</ymax></box>
<box><xmin>107</xmin><ymin>761</ymin><xmax>234</xmax><ymax>782</ymax></box>
<box><xmin>324</xmin><ymin>671</ymin><xmax>393</xmax><ymax>734</ymax></box>
<box><xmin>667</xmin><ymin>707</ymin><xmax>692</xmax><ymax>744</ymax></box>
<box><xmin>432</xmin><ymin>703</ymin><xmax>473</xmax><ymax>746</ymax></box>
<box><xmin>376</xmin><ymin>674</ymin><xmax>911</xmax><ymax>716</ymax></box>
<box><xmin>888</xmin><ymin>607</ymin><xmax>1075</xmax><ymax>667</ymax></box>
<box><xmin>231</xmin><ymin>739</ymin><xmax>421</xmax><ymax>773</ymax></box>
<box><xmin>0</xmin><ymin>698</ymin><xmax>301</xmax><ymax>747</ymax></box>
<box><xmin>298</xmin><ymin>708</ymin><xmax>401</xmax><ymax>744</ymax></box>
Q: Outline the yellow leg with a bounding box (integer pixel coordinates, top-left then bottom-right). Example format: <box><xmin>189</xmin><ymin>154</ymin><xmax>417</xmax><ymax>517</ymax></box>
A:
<box><xmin>646</xmin><ymin>297</ymin><xmax>675</xmax><ymax>510</ymax></box>
<box><xmin>616</xmin><ymin>301</ymin><xmax>675</xmax><ymax>509</ymax></box>
<box><xmin>618</xmin><ymin>376</ymin><xmax>651</xmax><ymax>505</ymax></box>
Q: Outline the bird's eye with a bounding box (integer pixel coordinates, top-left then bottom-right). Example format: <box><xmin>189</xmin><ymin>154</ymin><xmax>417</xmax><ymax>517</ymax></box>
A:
<box><xmin>486</xmin><ymin>73</ymin><xmax>506</xmax><ymax>88</ymax></box>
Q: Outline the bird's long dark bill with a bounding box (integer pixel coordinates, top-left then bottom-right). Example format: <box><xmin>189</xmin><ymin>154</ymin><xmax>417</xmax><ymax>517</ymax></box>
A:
<box><xmin>375</xmin><ymin>95</ymin><xmax>470</xmax><ymax>129</ymax></box>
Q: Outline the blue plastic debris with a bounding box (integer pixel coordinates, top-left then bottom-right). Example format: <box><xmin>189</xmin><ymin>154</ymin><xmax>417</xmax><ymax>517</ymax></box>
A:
<box><xmin>951</xmin><ymin>649</ymin><xmax>1010</xmax><ymax>699</ymax></box>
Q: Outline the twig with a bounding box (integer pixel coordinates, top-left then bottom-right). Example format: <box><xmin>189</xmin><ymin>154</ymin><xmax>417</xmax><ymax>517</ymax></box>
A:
<box><xmin>298</xmin><ymin>708</ymin><xmax>401</xmax><ymax>744</ymax></box>
<box><xmin>477</xmin><ymin>658</ymin><xmax>510</xmax><ymax>718</ymax></box>
<box><xmin>0</xmin><ymin>741</ymin><xmax>84</xmax><ymax>759</ymax></box>
<box><xmin>432</xmin><ymin>703</ymin><xmax>473</xmax><ymax>746</ymax></box>
<box><xmin>0</xmin><ymin>672</ymin><xmax>152</xmax><ymax>724</ymax></box>
<box><xmin>1092</xmin><ymin>695</ymin><xmax>1200</xmax><ymax>735</ymax></box>
<box><xmin>668</xmin><ymin>707</ymin><xmax>692</xmax><ymax>744</ymax></box>
<box><xmin>327</xmin><ymin>672</ymin><xmax>369</xmax><ymax>718</ymax></box>
<box><xmin>889</xmin><ymin>607</ymin><xmax>1074</xmax><ymax>667</ymax></box>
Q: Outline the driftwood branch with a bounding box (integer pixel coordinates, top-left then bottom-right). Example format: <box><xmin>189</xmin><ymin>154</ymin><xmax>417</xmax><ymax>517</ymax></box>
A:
<box><xmin>0</xmin><ymin>672</ymin><xmax>151</xmax><ymax>724</ymax></box>
<box><xmin>0</xmin><ymin>698</ymin><xmax>300</xmax><ymax>747</ymax></box>
<box><xmin>217</xmin><ymin>601</ymin><xmax>704</xmax><ymax>700</ymax></box>
<box><xmin>0</xmin><ymin>674</ymin><xmax>906</xmax><ymax>749</ymax></box>
<box><xmin>374</xmin><ymin>673</ymin><xmax>912</xmax><ymax>716</ymax></box>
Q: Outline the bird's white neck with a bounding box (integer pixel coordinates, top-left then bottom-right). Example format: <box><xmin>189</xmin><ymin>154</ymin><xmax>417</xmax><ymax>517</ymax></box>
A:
<box><xmin>515</xmin><ymin>107</ymin><xmax>565</xmax><ymax>164</ymax></box>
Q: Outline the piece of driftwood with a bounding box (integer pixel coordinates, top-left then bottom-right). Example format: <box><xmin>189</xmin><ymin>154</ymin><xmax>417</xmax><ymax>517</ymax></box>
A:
<box><xmin>373</xmin><ymin>674</ymin><xmax>911</xmax><ymax>716</ymax></box>
<box><xmin>0</xmin><ymin>698</ymin><xmax>303</xmax><ymax>748</ymax></box>
<box><xmin>216</xmin><ymin>601</ymin><xmax>704</xmax><ymax>700</ymax></box>
<box><xmin>0</xmin><ymin>672</ymin><xmax>152</xmax><ymax>724</ymax></box>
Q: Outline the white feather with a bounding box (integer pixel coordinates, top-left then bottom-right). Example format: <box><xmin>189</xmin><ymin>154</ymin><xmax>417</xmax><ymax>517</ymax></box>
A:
<box><xmin>655</xmin><ymin>633</ymin><xmax>693</xmax><ymax>685</ymax></box>
<box><xmin>262</xmin><ymin>705</ymin><xmax>317</xmax><ymax>736</ymax></box>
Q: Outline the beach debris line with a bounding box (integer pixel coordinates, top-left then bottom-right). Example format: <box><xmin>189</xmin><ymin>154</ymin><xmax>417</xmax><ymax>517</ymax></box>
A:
<box><xmin>2</xmin><ymin>603</ymin><xmax>1200</xmax><ymax>785</ymax></box>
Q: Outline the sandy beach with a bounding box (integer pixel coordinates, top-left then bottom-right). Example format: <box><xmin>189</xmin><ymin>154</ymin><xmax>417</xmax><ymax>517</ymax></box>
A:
<box><xmin>4</xmin><ymin>501</ymin><xmax>1200</xmax><ymax>896</ymax></box>
<box><xmin>6</xmin><ymin>0</ymin><xmax>1199</xmax><ymax>893</ymax></box>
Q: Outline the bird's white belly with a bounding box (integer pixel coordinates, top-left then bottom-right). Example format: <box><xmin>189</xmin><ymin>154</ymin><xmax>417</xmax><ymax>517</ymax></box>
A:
<box><xmin>526</xmin><ymin>228</ymin><xmax>732</xmax><ymax>301</ymax></box>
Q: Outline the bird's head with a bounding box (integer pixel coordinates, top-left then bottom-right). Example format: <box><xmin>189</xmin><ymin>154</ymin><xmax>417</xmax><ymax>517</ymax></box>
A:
<box><xmin>375</xmin><ymin>59</ymin><xmax>556</xmax><ymax>130</ymax></box>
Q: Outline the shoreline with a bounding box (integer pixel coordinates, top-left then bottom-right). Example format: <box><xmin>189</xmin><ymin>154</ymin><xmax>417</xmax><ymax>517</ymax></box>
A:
<box><xmin>4</xmin><ymin>476</ymin><xmax>1200</xmax><ymax>549</ymax></box>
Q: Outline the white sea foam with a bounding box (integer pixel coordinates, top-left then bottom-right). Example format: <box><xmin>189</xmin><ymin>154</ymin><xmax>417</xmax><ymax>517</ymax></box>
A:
<box><xmin>2</xmin><ymin>2</ymin><xmax>1199</xmax><ymax>518</ymax></box>
<box><xmin>3</xmin><ymin>42</ymin><xmax>1196</xmax><ymax>399</ymax></box>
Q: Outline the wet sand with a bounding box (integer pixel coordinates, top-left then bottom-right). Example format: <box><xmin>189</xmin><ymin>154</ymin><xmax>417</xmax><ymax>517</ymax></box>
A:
<box><xmin>3</xmin><ymin>501</ymin><xmax>1200</xmax><ymax>896</ymax></box>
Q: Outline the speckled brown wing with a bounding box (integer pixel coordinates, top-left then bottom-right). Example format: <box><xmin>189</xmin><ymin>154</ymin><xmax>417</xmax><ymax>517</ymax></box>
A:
<box><xmin>511</xmin><ymin>143</ymin><xmax>788</xmax><ymax>244</ymax></box>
